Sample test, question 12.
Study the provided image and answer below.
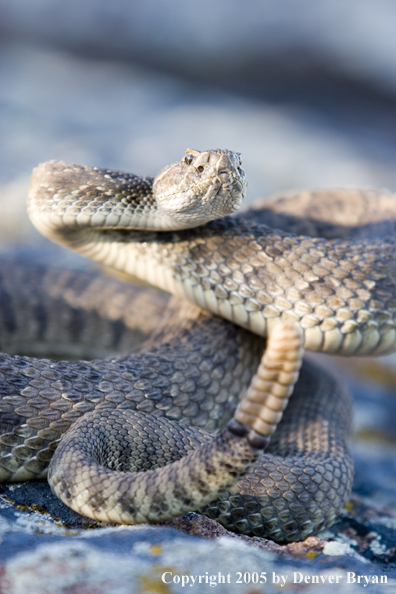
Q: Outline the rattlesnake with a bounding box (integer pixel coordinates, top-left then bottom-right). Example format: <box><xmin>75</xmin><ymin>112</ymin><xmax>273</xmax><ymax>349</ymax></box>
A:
<box><xmin>2</xmin><ymin>148</ymin><xmax>393</xmax><ymax>542</ymax></box>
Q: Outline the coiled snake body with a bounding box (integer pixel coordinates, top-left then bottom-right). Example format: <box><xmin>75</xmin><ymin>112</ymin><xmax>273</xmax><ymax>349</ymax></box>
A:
<box><xmin>1</xmin><ymin>148</ymin><xmax>395</xmax><ymax>542</ymax></box>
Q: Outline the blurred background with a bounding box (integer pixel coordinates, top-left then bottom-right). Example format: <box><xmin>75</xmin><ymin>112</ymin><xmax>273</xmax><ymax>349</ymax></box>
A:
<box><xmin>2</xmin><ymin>1</ymin><xmax>396</xmax><ymax>244</ymax></box>
<box><xmin>1</xmin><ymin>0</ymin><xmax>396</xmax><ymax>511</ymax></box>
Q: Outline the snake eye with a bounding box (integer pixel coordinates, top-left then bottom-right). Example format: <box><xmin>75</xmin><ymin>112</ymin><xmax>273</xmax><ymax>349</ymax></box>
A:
<box><xmin>185</xmin><ymin>154</ymin><xmax>194</xmax><ymax>165</ymax></box>
<box><xmin>197</xmin><ymin>165</ymin><xmax>204</xmax><ymax>173</ymax></box>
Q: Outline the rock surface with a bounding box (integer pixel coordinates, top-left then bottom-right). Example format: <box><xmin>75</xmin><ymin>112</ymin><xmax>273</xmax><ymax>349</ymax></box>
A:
<box><xmin>1</xmin><ymin>470</ymin><xmax>396</xmax><ymax>593</ymax></box>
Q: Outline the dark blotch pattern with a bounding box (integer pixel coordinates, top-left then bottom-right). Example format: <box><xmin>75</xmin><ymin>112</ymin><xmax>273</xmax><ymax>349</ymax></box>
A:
<box><xmin>0</xmin><ymin>263</ymin><xmax>353</xmax><ymax>542</ymax></box>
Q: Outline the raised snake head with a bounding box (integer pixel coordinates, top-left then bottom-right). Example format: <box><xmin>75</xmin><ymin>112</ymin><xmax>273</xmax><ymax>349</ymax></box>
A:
<box><xmin>153</xmin><ymin>148</ymin><xmax>247</xmax><ymax>227</ymax></box>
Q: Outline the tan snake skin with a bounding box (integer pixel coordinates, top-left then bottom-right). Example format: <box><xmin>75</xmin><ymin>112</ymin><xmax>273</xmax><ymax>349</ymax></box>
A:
<box><xmin>3</xmin><ymin>148</ymin><xmax>392</xmax><ymax>542</ymax></box>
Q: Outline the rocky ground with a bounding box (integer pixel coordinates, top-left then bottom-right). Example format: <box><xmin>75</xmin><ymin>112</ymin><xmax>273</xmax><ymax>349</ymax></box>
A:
<box><xmin>1</xmin><ymin>3</ymin><xmax>396</xmax><ymax>592</ymax></box>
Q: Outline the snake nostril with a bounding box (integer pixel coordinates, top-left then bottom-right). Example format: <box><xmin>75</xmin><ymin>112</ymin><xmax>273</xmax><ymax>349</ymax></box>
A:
<box><xmin>197</xmin><ymin>166</ymin><xmax>204</xmax><ymax>174</ymax></box>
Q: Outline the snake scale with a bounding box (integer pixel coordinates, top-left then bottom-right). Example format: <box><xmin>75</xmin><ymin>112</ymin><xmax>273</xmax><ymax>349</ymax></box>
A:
<box><xmin>1</xmin><ymin>148</ymin><xmax>395</xmax><ymax>543</ymax></box>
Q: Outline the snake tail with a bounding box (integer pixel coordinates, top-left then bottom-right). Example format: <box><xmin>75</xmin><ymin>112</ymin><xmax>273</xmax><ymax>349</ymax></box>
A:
<box><xmin>48</xmin><ymin>322</ymin><xmax>303</xmax><ymax>524</ymax></box>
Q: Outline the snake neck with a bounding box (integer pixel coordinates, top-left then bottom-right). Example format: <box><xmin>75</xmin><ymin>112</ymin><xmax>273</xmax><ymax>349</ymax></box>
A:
<box><xmin>28</xmin><ymin>151</ymin><xmax>246</xmax><ymax>233</ymax></box>
<box><xmin>27</xmin><ymin>163</ymin><xmax>178</xmax><ymax>233</ymax></box>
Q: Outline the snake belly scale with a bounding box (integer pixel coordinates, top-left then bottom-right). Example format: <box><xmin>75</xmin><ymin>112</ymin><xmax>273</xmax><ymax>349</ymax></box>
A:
<box><xmin>1</xmin><ymin>147</ymin><xmax>393</xmax><ymax>542</ymax></box>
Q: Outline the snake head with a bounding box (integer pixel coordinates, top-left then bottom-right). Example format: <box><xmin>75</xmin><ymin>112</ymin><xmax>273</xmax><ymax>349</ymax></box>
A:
<box><xmin>153</xmin><ymin>148</ymin><xmax>247</xmax><ymax>228</ymax></box>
